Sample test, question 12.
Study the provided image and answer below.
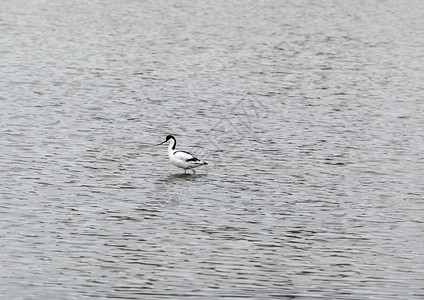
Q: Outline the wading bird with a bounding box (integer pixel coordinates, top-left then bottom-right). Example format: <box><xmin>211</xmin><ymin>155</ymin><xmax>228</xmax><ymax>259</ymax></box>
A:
<box><xmin>157</xmin><ymin>135</ymin><xmax>207</xmax><ymax>174</ymax></box>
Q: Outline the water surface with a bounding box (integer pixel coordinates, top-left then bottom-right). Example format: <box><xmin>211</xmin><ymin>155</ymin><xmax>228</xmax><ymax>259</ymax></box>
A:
<box><xmin>1</xmin><ymin>0</ymin><xmax>424</xmax><ymax>299</ymax></box>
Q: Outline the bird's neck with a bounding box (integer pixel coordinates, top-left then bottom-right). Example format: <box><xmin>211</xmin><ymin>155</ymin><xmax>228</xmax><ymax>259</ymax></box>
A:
<box><xmin>168</xmin><ymin>138</ymin><xmax>176</xmax><ymax>152</ymax></box>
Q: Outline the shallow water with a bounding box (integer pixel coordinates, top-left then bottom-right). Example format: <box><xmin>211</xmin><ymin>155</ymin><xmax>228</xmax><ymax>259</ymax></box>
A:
<box><xmin>1</xmin><ymin>0</ymin><xmax>424</xmax><ymax>299</ymax></box>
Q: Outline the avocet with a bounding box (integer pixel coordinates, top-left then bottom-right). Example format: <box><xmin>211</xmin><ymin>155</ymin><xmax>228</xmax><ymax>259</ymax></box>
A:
<box><xmin>157</xmin><ymin>135</ymin><xmax>208</xmax><ymax>174</ymax></box>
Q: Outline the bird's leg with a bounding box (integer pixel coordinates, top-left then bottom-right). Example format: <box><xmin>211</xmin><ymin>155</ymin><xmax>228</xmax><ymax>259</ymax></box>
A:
<box><xmin>191</xmin><ymin>168</ymin><xmax>196</xmax><ymax>175</ymax></box>
<box><xmin>184</xmin><ymin>169</ymin><xmax>186</xmax><ymax>174</ymax></box>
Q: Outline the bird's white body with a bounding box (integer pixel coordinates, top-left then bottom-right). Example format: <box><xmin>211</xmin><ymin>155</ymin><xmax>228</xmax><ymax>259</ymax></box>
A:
<box><xmin>159</xmin><ymin>135</ymin><xmax>207</xmax><ymax>174</ymax></box>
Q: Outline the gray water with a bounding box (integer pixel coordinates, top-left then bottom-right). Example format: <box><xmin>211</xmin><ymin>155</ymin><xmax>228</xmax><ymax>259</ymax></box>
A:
<box><xmin>1</xmin><ymin>0</ymin><xmax>424</xmax><ymax>299</ymax></box>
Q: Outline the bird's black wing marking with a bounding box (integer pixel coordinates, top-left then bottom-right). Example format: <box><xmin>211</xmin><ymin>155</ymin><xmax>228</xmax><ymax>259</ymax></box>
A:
<box><xmin>186</xmin><ymin>157</ymin><xmax>200</xmax><ymax>162</ymax></box>
<box><xmin>174</xmin><ymin>150</ymin><xmax>194</xmax><ymax>156</ymax></box>
<box><xmin>173</xmin><ymin>150</ymin><xmax>198</xmax><ymax>162</ymax></box>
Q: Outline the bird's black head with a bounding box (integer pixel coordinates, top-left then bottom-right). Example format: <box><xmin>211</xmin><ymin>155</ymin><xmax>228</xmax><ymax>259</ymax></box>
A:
<box><xmin>157</xmin><ymin>135</ymin><xmax>176</xmax><ymax>147</ymax></box>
